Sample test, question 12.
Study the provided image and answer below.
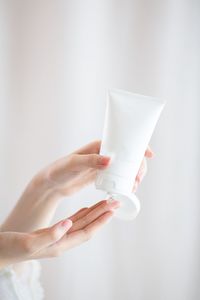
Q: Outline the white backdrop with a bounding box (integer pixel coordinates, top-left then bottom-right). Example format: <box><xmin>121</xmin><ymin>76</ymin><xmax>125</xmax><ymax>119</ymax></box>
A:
<box><xmin>1</xmin><ymin>1</ymin><xmax>200</xmax><ymax>299</ymax></box>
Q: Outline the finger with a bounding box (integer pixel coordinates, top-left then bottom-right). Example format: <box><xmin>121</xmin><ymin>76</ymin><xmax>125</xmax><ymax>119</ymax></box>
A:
<box><xmin>132</xmin><ymin>159</ymin><xmax>147</xmax><ymax>192</ymax></box>
<box><xmin>73</xmin><ymin>140</ymin><xmax>101</xmax><ymax>155</ymax></box>
<box><xmin>69</xmin><ymin>200</ymin><xmax>108</xmax><ymax>224</ymax></box>
<box><xmin>29</xmin><ymin>219</ymin><xmax>73</xmax><ymax>253</ymax></box>
<box><xmin>136</xmin><ymin>159</ymin><xmax>147</xmax><ymax>182</ymax></box>
<box><xmin>69</xmin><ymin>200</ymin><xmax>120</xmax><ymax>232</ymax></box>
<box><xmin>145</xmin><ymin>146</ymin><xmax>154</xmax><ymax>158</ymax></box>
<box><xmin>70</xmin><ymin>153</ymin><xmax>110</xmax><ymax>171</ymax></box>
<box><xmin>56</xmin><ymin>211</ymin><xmax>114</xmax><ymax>251</ymax></box>
<box><xmin>137</xmin><ymin>159</ymin><xmax>147</xmax><ymax>182</ymax></box>
<box><xmin>62</xmin><ymin>169</ymin><xmax>97</xmax><ymax>195</ymax></box>
<box><xmin>83</xmin><ymin>210</ymin><xmax>114</xmax><ymax>235</ymax></box>
<box><xmin>132</xmin><ymin>180</ymin><xmax>139</xmax><ymax>193</ymax></box>
<box><xmin>35</xmin><ymin>211</ymin><xmax>114</xmax><ymax>258</ymax></box>
<box><xmin>69</xmin><ymin>208</ymin><xmax>89</xmax><ymax>223</ymax></box>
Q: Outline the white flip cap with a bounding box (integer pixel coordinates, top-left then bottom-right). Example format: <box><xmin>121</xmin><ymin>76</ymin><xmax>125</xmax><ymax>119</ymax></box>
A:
<box><xmin>95</xmin><ymin>171</ymin><xmax>141</xmax><ymax>221</ymax></box>
<box><xmin>106</xmin><ymin>192</ymin><xmax>140</xmax><ymax>221</ymax></box>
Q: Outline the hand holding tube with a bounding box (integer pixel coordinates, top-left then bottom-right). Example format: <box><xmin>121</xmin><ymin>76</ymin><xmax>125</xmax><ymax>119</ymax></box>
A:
<box><xmin>1</xmin><ymin>140</ymin><xmax>152</xmax><ymax>233</ymax></box>
<box><xmin>38</xmin><ymin>140</ymin><xmax>153</xmax><ymax>197</ymax></box>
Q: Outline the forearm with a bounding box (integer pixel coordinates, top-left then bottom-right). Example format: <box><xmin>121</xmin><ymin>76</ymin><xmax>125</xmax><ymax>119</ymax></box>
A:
<box><xmin>0</xmin><ymin>174</ymin><xmax>61</xmax><ymax>233</ymax></box>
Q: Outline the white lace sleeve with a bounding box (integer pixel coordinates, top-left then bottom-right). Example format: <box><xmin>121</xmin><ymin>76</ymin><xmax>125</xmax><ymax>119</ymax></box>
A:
<box><xmin>0</xmin><ymin>260</ymin><xmax>44</xmax><ymax>300</ymax></box>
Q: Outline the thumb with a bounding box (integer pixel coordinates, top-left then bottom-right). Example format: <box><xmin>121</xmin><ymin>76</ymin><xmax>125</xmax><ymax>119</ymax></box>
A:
<box><xmin>72</xmin><ymin>154</ymin><xmax>110</xmax><ymax>170</ymax></box>
<box><xmin>30</xmin><ymin>219</ymin><xmax>73</xmax><ymax>253</ymax></box>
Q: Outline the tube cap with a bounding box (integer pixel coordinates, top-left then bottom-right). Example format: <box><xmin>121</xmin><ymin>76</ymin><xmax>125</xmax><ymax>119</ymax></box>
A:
<box><xmin>106</xmin><ymin>192</ymin><xmax>140</xmax><ymax>221</ymax></box>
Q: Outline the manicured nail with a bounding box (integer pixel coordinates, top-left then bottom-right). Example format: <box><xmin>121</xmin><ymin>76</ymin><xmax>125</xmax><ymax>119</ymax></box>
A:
<box><xmin>100</xmin><ymin>156</ymin><xmax>111</xmax><ymax>166</ymax></box>
<box><xmin>145</xmin><ymin>149</ymin><xmax>154</xmax><ymax>158</ymax></box>
<box><xmin>60</xmin><ymin>219</ymin><xmax>72</xmax><ymax>228</ymax></box>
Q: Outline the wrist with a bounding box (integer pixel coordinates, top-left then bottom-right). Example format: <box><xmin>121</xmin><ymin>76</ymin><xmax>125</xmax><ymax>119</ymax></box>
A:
<box><xmin>28</xmin><ymin>172</ymin><xmax>62</xmax><ymax>204</ymax></box>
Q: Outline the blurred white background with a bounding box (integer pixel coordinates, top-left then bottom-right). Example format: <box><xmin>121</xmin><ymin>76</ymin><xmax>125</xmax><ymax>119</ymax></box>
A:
<box><xmin>0</xmin><ymin>0</ymin><xmax>200</xmax><ymax>299</ymax></box>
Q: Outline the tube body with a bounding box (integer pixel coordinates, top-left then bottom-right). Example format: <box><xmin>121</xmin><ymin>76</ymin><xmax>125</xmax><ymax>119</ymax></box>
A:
<box><xmin>95</xmin><ymin>89</ymin><xmax>165</xmax><ymax>219</ymax></box>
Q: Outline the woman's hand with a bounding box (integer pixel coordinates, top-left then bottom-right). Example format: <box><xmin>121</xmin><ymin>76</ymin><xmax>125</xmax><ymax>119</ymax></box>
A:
<box><xmin>37</xmin><ymin>140</ymin><xmax>110</xmax><ymax>198</ymax></box>
<box><xmin>38</xmin><ymin>140</ymin><xmax>154</xmax><ymax>198</ymax></box>
<box><xmin>0</xmin><ymin>200</ymin><xmax>120</xmax><ymax>269</ymax></box>
<box><xmin>1</xmin><ymin>140</ymin><xmax>153</xmax><ymax>233</ymax></box>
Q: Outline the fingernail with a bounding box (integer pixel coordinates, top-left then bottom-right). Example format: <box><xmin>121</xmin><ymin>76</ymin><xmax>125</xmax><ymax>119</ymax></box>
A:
<box><xmin>60</xmin><ymin>219</ymin><xmax>72</xmax><ymax>228</ymax></box>
<box><xmin>100</xmin><ymin>156</ymin><xmax>111</xmax><ymax>166</ymax></box>
<box><xmin>146</xmin><ymin>149</ymin><xmax>154</xmax><ymax>158</ymax></box>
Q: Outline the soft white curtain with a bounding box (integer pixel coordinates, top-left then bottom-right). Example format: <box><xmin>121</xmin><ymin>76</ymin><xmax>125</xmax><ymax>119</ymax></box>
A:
<box><xmin>1</xmin><ymin>1</ymin><xmax>200</xmax><ymax>299</ymax></box>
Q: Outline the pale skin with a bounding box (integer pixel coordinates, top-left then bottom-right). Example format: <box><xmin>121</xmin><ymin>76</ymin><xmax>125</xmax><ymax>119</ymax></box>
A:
<box><xmin>0</xmin><ymin>140</ymin><xmax>153</xmax><ymax>269</ymax></box>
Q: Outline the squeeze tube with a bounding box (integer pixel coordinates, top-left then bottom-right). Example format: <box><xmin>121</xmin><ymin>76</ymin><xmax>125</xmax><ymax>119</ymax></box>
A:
<box><xmin>95</xmin><ymin>89</ymin><xmax>165</xmax><ymax>220</ymax></box>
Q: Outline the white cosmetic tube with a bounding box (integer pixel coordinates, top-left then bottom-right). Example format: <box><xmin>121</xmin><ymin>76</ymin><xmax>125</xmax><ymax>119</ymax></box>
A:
<box><xmin>95</xmin><ymin>89</ymin><xmax>165</xmax><ymax>220</ymax></box>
